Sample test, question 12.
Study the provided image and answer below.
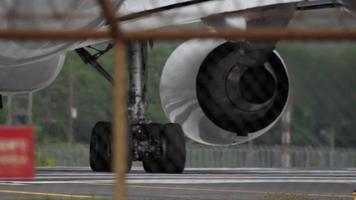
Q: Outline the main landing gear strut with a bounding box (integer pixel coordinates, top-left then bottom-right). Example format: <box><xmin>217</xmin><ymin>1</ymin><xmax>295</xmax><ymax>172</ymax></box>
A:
<box><xmin>76</xmin><ymin>42</ymin><xmax>186</xmax><ymax>174</ymax></box>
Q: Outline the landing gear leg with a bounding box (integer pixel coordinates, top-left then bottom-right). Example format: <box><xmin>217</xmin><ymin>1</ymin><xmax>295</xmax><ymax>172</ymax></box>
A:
<box><xmin>128</xmin><ymin>42</ymin><xmax>186</xmax><ymax>173</ymax></box>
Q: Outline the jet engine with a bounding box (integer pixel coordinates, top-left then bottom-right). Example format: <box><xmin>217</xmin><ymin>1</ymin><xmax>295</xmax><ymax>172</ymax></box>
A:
<box><xmin>0</xmin><ymin>54</ymin><xmax>65</xmax><ymax>94</ymax></box>
<box><xmin>160</xmin><ymin>40</ymin><xmax>289</xmax><ymax>146</ymax></box>
<box><xmin>342</xmin><ymin>0</ymin><xmax>356</xmax><ymax>15</ymax></box>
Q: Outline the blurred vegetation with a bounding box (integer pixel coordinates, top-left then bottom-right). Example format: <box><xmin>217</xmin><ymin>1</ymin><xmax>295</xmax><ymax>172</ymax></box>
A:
<box><xmin>0</xmin><ymin>41</ymin><xmax>354</xmax><ymax>147</ymax></box>
<box><xmin>269</xmin><ymin>42</ymin><xmax>355</xmax><ymax>147</ymax></box>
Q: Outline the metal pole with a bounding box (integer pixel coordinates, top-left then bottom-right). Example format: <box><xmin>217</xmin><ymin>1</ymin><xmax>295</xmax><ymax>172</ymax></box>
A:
<box><xmin>329</xmin><ymin>129</ymin><xmax>335</xmax><ymax>167</ymax></box>
<box><xmin>113</xmin><ymin>39</ymin><xmax>128</xmax><ymax>200</ymax></box>
<box><xmin>96</xmin><ymin>1</ymin><xmax>127</xmax><ymax>200</ymax></box>
<box><xmin>1</xmin><ymin>28</ymin><xmax>356</xmax><ymax>41</ymax></box>
<box><xmin>27</xmin><ymin>93</ymin><xmax>33</xmax><ymax>125</ymax></box>
<box><xmin>281</xmin><ymin>105</ymin><xmax>291</xmax><ymax>168</ymax></box>
<box><xmin>0</xmin><ymin>95</ymin><xmax>3</xmax><ymax>109</ymax></box>
<box><xmin>6</xmin><ymin>96</ymin><xmax>12</xmax><ymax>125</ymax></box>
<box><xmin>68</xmin><ymin>64</ymin><xmax>75</xmax><ymax>143</ymax></box>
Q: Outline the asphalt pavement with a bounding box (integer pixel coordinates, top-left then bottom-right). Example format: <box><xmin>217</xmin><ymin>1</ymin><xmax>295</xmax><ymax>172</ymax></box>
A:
<box><xmin>0</xmin><ymin>167</ymin><xmax>355</xmax><ymax>200</ymax></box>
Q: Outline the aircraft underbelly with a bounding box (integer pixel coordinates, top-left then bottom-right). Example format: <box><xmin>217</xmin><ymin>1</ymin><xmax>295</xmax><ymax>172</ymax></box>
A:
<box><xmin>0</xmin><ymin>0</ymin><xmax>301</xmax><ymax>94</ymax></box>
<box><xmin>0</xmin><ymin>0</ymin><xmax>300</xmax><ymax>63</ymax></box>
<box><xmin>120</xmin><ymin>0</ymin><xmax>301</xmax><ymax>31</ymax></box>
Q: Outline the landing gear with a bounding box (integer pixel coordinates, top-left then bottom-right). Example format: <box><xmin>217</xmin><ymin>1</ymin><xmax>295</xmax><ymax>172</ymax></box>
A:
<box><xmin>89</xmin><ymin>121</ymin><xmax>132</xmax><ymax>172</ymax></box>
<box><xmin>77</xmin><ymin>42</ymin><xmax>186</xmax><ymax>174</ymax></box>
<box><xmin>89</xmin><ymin>121</ymin><xmax>186</xmax><ymax>173</ymax></box>
<box><xmin>142</xmin><ymin>123</ymin><xmax>186</xmax><ymax>173</ymax></box>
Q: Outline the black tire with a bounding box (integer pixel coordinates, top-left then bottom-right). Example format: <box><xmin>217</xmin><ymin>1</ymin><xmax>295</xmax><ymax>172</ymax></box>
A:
<box><xmin>108</xmin><ymin>122</ymin><xmax>133</xmax><ymax>173</ymax></box>
<box><xmin>90</xmin><ymin>121</ymin><xmax>133</xmax><ymax>173</ymax></box>
<box><xmin>90</xmin><ymin>121</ymin><xmax>112</xmax><ymax>172</ymax></box>
<box><xmin>142</xmin><ymin>123</ymin><xmax>165</xmax><ymax>173</ymax></box>
<box><xmin>161</xmin><ymin>123</ymin><xmax>186</xmax><ymax>173</ymax></box>
<box><xmin>126</xmin><ymin>126</ymin><xmax>133</xmax><ymax>173</ymax></box>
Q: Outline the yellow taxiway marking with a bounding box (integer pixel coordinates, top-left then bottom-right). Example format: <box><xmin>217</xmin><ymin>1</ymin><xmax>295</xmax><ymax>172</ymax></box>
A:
<box><xmin>0</xmin><ymin>189</ymin><xmax>95</xmax><ymax>199</ymax></box>
<box><xmin>129</xmin><ymin>185</ymin><xmax>353</xmax><ymax>199</ymax></box>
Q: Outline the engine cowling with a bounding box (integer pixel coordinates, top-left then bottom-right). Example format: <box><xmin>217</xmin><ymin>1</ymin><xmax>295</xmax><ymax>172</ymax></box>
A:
<box><xmin>0</xmin><ymin>54</ymin><xmax>65</xmax><ymax>94</ymax></box>
<box><xmin>342</xmin><ymin>0</ymin><xmax>356</xmax><ymax>16</ymax></box>
<box><xmin>160</xmin><ymin>40</ymin><xmax>289</xmax><ymax>146</ymax></box>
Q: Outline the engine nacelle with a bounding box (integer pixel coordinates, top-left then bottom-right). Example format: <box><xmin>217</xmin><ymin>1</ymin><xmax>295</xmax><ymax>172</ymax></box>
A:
<box><xmin>0</xmin><ymin>54</ymin><xmax>65</xmax><ymax>94</ymax></box>
<box><xmin>342</xmin><ymin>0</ymin><xmax>356</xmax><ymax>16</ymax></box>
<box><xmin>160</xmin><ymin>40</ymin><xmax>289</xmax><ymax>146</ymax></box>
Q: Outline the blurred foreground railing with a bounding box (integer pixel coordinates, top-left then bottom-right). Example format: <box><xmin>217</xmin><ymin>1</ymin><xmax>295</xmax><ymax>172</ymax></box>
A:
<box><xmin>36</xmin><ymin>143</ymin><xmax>356</xmax><ymax>168</ymax></box>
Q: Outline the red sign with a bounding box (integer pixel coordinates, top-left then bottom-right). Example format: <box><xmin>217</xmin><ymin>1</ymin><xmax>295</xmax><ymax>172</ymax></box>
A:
<box><xmin>0</xmin><ymin>127</ymin><xmax>34</xmax><ymax>179</ymax></box>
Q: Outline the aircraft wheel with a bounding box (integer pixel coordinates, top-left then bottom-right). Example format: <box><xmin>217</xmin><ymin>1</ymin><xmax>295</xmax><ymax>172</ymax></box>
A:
<box><xmin>90</xmin><ymin>121</ymin><xmax>112</xmax><ymax>172</ymax></box>
<box><xmin>142</xmin><ymin>123</ymin><xmax>165</xmax><ymax>173</ymax></box>
<box><xmin>142</xmin><ymin>123</ymin><xmax>186</xmax><ymax>174</ymax></box>
<box><xmin>90</xmin><ymin>121</ymin><xmax>133</xmax><ymax>173</ymax></box>
<box><xmin>160</xmin><ymin>123</ymin><xmax>186</xmax><ymax>173</ymax></box>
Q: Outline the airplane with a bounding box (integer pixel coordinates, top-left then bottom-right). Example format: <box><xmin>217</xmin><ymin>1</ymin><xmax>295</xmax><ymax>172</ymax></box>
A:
<box><xmin>0</xmin><ymin>0</ymin><xmax>354</xmax><ymax>174</ymax></box>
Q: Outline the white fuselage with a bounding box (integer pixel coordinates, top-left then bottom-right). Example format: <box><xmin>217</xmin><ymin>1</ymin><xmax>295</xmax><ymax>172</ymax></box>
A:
<box><xmin>0</xmin><ymin>0</ymin><xmax>308</xmax><ymax>93</ymax></box>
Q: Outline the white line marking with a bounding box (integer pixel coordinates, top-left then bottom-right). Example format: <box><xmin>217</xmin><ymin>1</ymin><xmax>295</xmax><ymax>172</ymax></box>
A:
<box><xmin>2</xmin><ymin>168</ymin><xmax>356</xmax><ymax>186</ymax></box>
<box><xmin>3</xmin><ymin>177</ymin><xmax>356</xmax><ymax>185</ymax></box>
<box><xmin>0</xmin><ymin>182</ymin><xmax>26</xmax><ymax>186</ymax></box>
<box><xmin>127</xmin><ymin>179</ymin><xmax>356</xmax><ymax>184</ymax></box>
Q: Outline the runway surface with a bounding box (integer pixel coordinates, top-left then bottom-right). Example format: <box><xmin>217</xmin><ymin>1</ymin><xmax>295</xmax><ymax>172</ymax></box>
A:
<box><xmin>0</xmin><ymin>167</ymin><xmax>355</xmax><ymax>200</ymax></box>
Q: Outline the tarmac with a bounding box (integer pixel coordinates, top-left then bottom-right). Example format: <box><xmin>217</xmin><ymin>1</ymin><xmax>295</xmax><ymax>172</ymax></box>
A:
<box><xmin>0</xmin><ymin>167</ymin><xmax>355</xmax><ymax>200</ymax></box>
